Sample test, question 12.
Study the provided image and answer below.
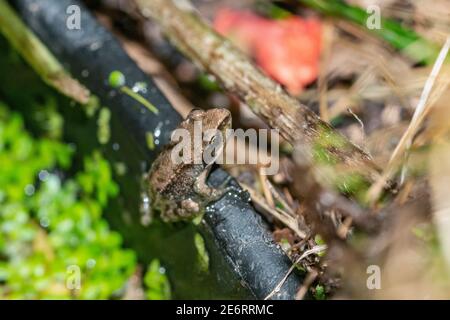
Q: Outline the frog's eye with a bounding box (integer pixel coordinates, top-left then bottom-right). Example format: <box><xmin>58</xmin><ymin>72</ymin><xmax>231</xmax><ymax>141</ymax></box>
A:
<box><xmin>208</xmin><ymin>134</ymin><xmax>217</xmax><ymax>145</ymax></box>
<box><xmin>187</xmin><ymin>109</ymin><xmax>204</xmax><ymax>121</ymax></box>
<box><xmin>204</xmin><ymin>130</ymin><xmax>219</xmax><ymax>144</ymax></box>
<box><xmin>206</xmin><ymin>132</ymin><xmax>224</xmax><ymax>155</ymax></box>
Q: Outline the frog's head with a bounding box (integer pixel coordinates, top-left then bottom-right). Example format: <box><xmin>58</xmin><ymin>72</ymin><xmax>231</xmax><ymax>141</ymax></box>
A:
<box><xmin>186</xmin><ymin>108</ymin><xmax>231</xmax><ymax>132</ymax></box>
<box><xmin>185</xmin><ymin>108</ymin><xmax>232</xmax><ymax>165</ymax></box>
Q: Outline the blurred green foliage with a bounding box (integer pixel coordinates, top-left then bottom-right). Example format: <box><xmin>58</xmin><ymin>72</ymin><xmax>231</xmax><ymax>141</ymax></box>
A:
<box><xmin>96</xmin><ymin>107</ymin><xmax>111</xmax><ymax>146</ymax></box>
<box><xmin>0</xmin><ymin>101</ymin><xmax>137</xmax><ymax>299</ymax></box>
<box><xmin>194</xmin><ymin>233</ymin><xmax>209</xmax><ymax>273</ymax></box>
<box><xmin>0</xmin><ymin>36</ymin><xmax>173</xmax><ymax>300</ymax></box>
<box><xmin>144</xmin><ymin>259</ymin><xmax>171</xmax><ymax>300</ymax></box>
<box><xmin>313</xmin><ymin>284</ymin><xmax>326</xmax><ymax>300</ymax></box>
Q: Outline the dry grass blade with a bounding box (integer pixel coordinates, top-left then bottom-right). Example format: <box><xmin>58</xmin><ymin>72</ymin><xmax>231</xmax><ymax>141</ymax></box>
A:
<box><xmin>428</xmin><ymin>91</ymin><xmax>450</xmax><ymax>269</ymax></box>
<box><xmin>395</xmin><ymin>37</ymin><xmax>450</xmax><ymax>155</ymax></box>
<box><xmin>328</xmin><ymin>66</ymin><xmax>376</xmax><ymax>119</ymax></box>
<box><xmin>367</xmin><ymin>37</ymin><xmax>450</xmax><ymax>204</ymax></box>
<box><xmin>259</xmin><ymin>169</ymin><xmax>275</xmax><ymax>208</ymax></box>
<box><xmin>429</xmin><ymin>140</ymin><xmax>450</xmax><ymax>269</ymax></box>
<box><xmin>241</xmin><ymin>183</ymin><xmax>307</xmax><ymax>239</ymax></box>
<box><xmin>264</xmin><ymin>178</ymin><xmax>297</xmax><ymax>217</ymax></box>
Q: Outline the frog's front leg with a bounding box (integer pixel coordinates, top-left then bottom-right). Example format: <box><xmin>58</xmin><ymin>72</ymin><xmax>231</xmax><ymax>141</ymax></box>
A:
<box><xmin>160</xmin><ymin>201</ymin><xmax>179</xmax><ymax>222</ymax></box>
<box><xmin>194</xmin><ymin>165</ymin><xmax>231</xmax><ymax>201</ymax></box>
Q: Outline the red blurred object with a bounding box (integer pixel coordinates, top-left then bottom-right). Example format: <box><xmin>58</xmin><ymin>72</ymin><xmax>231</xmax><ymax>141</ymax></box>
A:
<box><xmin>214</xmin><ymin>8</ymin><xmax>322</xmax><ymax>95</ymax></box>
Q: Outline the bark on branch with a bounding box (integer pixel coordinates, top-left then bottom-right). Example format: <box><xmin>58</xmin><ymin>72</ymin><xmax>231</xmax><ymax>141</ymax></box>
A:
<box><xmin>136</xmin><ymin>0</ymin><xmax>384</xmax><ymax>187</ymax></box>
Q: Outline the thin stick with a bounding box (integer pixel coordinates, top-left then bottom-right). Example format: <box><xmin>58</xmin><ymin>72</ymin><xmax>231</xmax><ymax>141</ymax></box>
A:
<box><xmin>295</xmin><ymin>269</ymin><xmax>318</xmax><ymax>300</ymax></box>
<box><xmin>318</xmin><ymin>22</ymin><xmax>334</xmax><ymax>122</ymax></box>
<box><xmin>264</xmin><ymin>245</ymin><xmax>327</xmax><ymax>300</ymax></box>
<box><xmin>347</xmin><ymin>108</ymin><xmax>365</xmax><ymax>141</ymax></box>
<box><xmin>268</xmin><ymin>182</ymin><xmax>296</xmax><ymax>217</ymax></box>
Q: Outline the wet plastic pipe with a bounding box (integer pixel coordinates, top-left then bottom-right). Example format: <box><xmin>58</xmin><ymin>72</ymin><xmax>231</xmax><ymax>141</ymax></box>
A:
<box><xmin>11</xmin><ymin>0</ymin><xmax>303</xmax><ymax>299</ymax></box>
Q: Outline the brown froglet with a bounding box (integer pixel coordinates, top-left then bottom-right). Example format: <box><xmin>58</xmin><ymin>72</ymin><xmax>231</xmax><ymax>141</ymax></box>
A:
<box><xmin>143</xmin><ymin>108</ymin><xmax>232</xmax><ymax>223</ymax></box>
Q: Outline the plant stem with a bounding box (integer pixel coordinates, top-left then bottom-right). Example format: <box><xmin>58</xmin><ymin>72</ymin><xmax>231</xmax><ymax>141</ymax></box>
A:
<box><xmin>121</xmin><ymin>86</ymin><xmax>159</xmax><ymax>115</ymax></box>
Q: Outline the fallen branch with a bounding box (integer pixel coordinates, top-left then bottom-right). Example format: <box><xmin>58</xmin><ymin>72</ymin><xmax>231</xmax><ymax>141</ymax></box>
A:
<box><xmin>135</xmin><ymin>0</ymin><xmax>385</xmax><ymax>190</ymax></box>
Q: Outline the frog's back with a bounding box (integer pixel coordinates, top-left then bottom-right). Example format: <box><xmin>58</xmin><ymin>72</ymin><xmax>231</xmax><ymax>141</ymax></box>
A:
<box><xmin>148</xmin><ymin>148</ymin><xmax>203</xmax><ymax>200</ymax></box>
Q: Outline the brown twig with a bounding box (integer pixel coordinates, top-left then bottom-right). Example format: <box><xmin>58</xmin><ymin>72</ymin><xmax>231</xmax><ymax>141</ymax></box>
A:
<box><xmin>295</xmin><ymin>269</ymin><xmax>319</xmax><ymax>300</ymax></box>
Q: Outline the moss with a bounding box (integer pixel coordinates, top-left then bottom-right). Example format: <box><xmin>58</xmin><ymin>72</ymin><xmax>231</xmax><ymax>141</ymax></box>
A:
<box><xmin>0</xmin><ymin>102</ymin><xmax>136</xmax><ymax>299</ymax></box>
